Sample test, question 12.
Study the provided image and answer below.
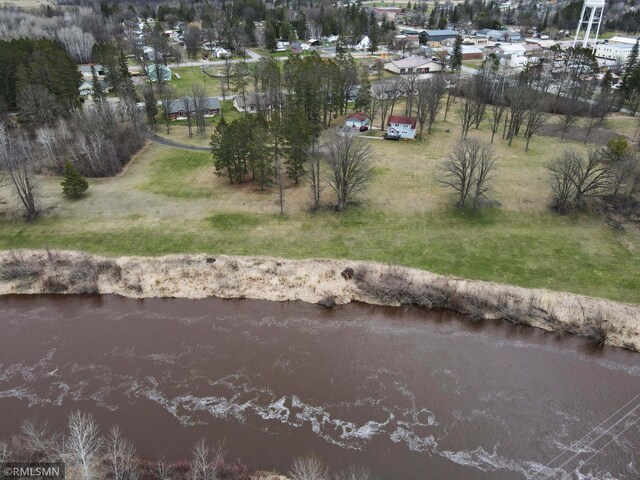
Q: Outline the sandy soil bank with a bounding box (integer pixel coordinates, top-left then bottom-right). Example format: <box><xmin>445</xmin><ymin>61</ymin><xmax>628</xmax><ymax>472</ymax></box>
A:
<box><xmin>0</xmin><ymin>249</ymin><xmax>639</xmax><ymax>352</ymax></box>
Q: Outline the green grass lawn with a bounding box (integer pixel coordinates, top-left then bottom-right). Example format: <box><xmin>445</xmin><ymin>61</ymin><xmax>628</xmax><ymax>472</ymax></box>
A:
<box><xmin>1</xmin><ymin>206</ymin><xmax>638</xmax><ymax>303</ymax></box>
<box><xmin>171</xmin><ymin>66</ymin><xmax>224</xmax><ymax>97</ymax></box>
<box><xmin>462</xmin><ymin>59</ymin><xmax>484</xmax><ymax>70</ymax></box>
<box><xmin>1</xmin><ymin>108</ymin><xmax>639</xmax><ymax>304</ymax></box>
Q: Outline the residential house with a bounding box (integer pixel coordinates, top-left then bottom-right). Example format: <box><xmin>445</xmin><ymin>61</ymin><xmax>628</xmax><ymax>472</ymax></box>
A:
<box><xmin>477</xmin><ymin>29</ymin><xmax>522</xmax><ymax>42</ymax></box>
<box><xmin>78</xmin><ymin>64</ymin><xmax>106</xmax><ymax>79</ymax></box>
<box><xmin>79</xmin><ymin>79</ymin><xmax>110</xmax><ymax>97</ymax></box>
<box><xmin>387</xmin><ymin>115</ymin><xmax>417</xmax><ymax>139</ymax></box>
<box><xmin>168</xmin><ymin>97</ymin><xmax>221</xmax><ymax>120</ymax></box>
<box><xmin>233</xmin><ymin>92</ymin><xmax>282</xmax><ymax>113</ymax></box>
<box><xmin>204</xmin><ymin>43</ymin><xmax>232</xmax><ymax>58</ymax></box>
<box><xmin>291</xmin><ymin>42</ymin><xmax>311</xmax><ymax>54</ymax></box>
<box><xmin>495</xmin><ymin>44</ymin><xmax>528</xmax><ymax>69</ymax></box>
<box><xmin>372</xmin><ymin>7</ymin><xmax>403</xmax><ymax>21</ymax></box>
<box><xmin>145</xmin><ymin>64</ymin><xmax>172</xmax><ymax>82</ymax></box>
<box><xmin>212</xmin><ymin>47</ymin><xmax>232</xmax><ymax>59</ymax></box>
<box><xmin>419</xmin><ymin>29</ymin><xmax>460</xmax><ymax>45</ymax></box>
<box><xmin>354</xmin><ymin>35</ymin><xmax>372</xmax><ymax>51</ymax></box>
<box><xmin>384</xmin><ymin>56</ymin><xmax>444</xmax><ymax>75</ymax></box>
<box><xmin>344</xmin><ymin>112</ymin><xmax>370</xmax><ymax>129</ymax></box>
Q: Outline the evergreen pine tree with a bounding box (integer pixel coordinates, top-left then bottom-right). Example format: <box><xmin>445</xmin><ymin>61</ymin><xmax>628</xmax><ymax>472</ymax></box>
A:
<box><xmin>61</xmin><ymin>161</ymin><xmax>89</xmax><ymax>198</ymax></box>
<box><xmin>450</xmin><ymin>35</ymin><xmax>463</xmax><ymax>72</ymax></box>
<box><xmin>621</xmin><ymin>40</ymin><xmax>639</xmax><ymax>98</ymax></box>
<box><xmin>91</xmin><ymin>65</ymin><xmax>105</xmax><ymax>102</ymax></box>
<box><xmin>601</xmin><ymin>69</ymin><xmax>613</xmax><ymax>91</ymax></box>
<box><xmin>428</xmin><ymin>8</ymin><xmax>436</xmax><ymax>28</ymax></box>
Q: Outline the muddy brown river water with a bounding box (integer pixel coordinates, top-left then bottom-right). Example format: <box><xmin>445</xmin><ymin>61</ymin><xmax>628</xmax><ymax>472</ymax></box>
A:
<box><xmin>0</xmin><ymin>295</ymin><xmax>639</xmax><ymax>479</ymax></box>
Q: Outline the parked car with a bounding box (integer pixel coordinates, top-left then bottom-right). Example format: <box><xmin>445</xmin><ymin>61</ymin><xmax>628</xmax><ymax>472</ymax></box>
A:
<box><xmin>359</xmin><ymin>125</ymin><xmax>369</xmax><ymax>132</ymax></box>
<box><xmin>384</xmin><ymin>132</ymin><xmax>400</xmax><ymax>140</ymax></box>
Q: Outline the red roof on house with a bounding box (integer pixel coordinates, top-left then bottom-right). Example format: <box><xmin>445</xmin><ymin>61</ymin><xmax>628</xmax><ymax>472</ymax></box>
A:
<box><xmin>347</xmin><ymin>112</ymin><xmax>369</xmax><ymax>122</ymax></box>
<box><xmin>387</xmin><ymin>115</ymin><xmax>417</xmax><ymax>128</ymax></box>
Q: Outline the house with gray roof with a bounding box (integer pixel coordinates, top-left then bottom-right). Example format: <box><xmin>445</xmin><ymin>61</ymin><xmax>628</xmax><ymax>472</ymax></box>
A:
<box><xmin>168</xmin><ymin>97</ymin><xmax>221</xmax><ymax>119</ymax></box>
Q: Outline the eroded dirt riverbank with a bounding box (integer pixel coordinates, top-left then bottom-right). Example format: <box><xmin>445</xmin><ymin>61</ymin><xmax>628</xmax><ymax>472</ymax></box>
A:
<box><xmin>0</xmin><ymin>249</ymin><xmax>639</xmax><ymax>351</ymax></box>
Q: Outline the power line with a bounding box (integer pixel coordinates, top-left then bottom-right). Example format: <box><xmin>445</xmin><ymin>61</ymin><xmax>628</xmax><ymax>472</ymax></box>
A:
<box><xmin>562</xmin><ymin>414</ymin><xmax>640</xmax><ymax>480</ymax></box>
<box><xmin>540</xmin><ymin>402</ymin><xmax>640</xmax><ymax>480</ymax></box>
<box><xmin>529</xmin><ymin>392</ymin><xmax>640</xmax><ymax>479</ymax></box>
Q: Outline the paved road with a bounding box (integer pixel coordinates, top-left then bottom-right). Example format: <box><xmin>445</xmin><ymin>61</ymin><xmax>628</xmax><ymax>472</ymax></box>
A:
<box><xmin>146</xmin><ymin>130</ymin><xmax>210</xmax><ymax>152</ymax></box>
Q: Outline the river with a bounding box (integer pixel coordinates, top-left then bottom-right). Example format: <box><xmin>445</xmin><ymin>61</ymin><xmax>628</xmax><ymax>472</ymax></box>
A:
<box><xmin>0</xmin><ymin>295</ymin><xmax>638</xmax><ymax>479</ymax></box>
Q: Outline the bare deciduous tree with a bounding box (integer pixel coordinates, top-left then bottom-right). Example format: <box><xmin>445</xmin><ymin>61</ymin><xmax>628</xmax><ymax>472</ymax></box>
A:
<box><xmin>439</xmin><ymin>138</ymin><xmax>497</xmax><ymax>213</ymax></box>
<box><xmin>488</xmin><ymin>100</ymin><xmax>507</xmax><ymax>144</ymax></box>
<box><xmin>324</xmin><ymin>132</ymin><xmax>374</xmax><ymax>211</ymax></box>
<box><xmin>57</xmin><ymin>26</ymin><xmax>95</xmax><ymax>63</ymax></box>
<box><xmin>65</xmin><ymin>411</ymin><xmax>104</xmax><ymax>480</ymax></box>
<box><xmin>191</xmin><ymin>85</ymin><xmax>208</xmax><ymax>137</ymax></box>
<box><xmin>371</xmin><ymin>83</ymin><xmax>392</xmax><ymax>131</ymax></box>
<box><xmin>546</xmin><ymin>151</ymin><xmax>578</xmax><ymax>212</ymax></box>
<box><xmin>105</xmin><ymin>426</ymin><xmax>137</xmax><ymax>480</ymax></box>
<box><xmin>523</xmin><ymin>98</ymin><xmax>549</xmax><ymax>151</ymax></box>
<box><xmin>154</xmin><ymin>456</ymin><xmax>170</xmax><ymax>480</ymax></box>
<box><xmin>546</xmin><ymin>149</ymin><xmax>613</xmax><ymax>211</ymax></box>
<box><xmin>0</xmin><ymin>441</ymin><xmax>11</xmax><ymax>464</ymax></box>
<box><xmin>181</xmin><ymin>96</ymin><xmax>194</xmax><ymax>137</ymax></box>
<box><xmin>190</xmin><ymin>438</ymin><xmax>226</xmax><ymax>480</ymax></box>
<box><xmin>333</xmin><ymin>466</ymin><xmax>375</xmax><ymax>480</ymax></box>
<box><xmin>289</xmin><ymin>455</ymin><xmax>329</xmax><ymax>480</ymax></box>
<box><xmin>0</xmin><ymin>128</ymin><xmax>39</xmax><ymax>220</ymax></box>
<box><xmin>426</xmin><ymin>76</ymin><xmax>447</xmax><ymax>134</ymax></box>
<box><xmin>159</xmin><ymin>85</ymin><xmax>177</xmax><ymax>134</ymax></box>
<box><xmin>571</xmin><ymin>149</ymin><xmax>611</xmax><ymax>202</ymax></box>
<box><xmin>308</xmin><ymin>144</ymin><xmax>324</xmax><ymax>211</ymax></box>
<box><xmin>21</xmin><ymin>418</ymin><xmax>60</xmax><ymax>460</ymax></box>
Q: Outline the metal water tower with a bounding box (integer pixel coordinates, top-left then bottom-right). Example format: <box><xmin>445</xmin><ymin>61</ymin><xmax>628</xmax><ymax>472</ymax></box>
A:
<box><xmin>572</xmin><ymin>0</ymin><xmax>606</xmax><ymax>51</ymax></box>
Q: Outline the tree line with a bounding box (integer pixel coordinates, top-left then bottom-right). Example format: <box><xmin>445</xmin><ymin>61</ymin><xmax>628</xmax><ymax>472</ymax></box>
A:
<box><xmin>0</xmin><ymin>38</ymin><xmax>81</xmax><ymax>117</ymax></box>
<box><xmin>0</xmin><ymin>411</ymin><xmax>377</xmax><ymax>480</ymax></box>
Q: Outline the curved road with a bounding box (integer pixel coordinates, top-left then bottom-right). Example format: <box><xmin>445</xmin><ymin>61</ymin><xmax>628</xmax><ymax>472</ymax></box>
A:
<box><xmin>146</xmin><ymin>131</ymin><xmax>210</xmax><ymax>152</ymax></box>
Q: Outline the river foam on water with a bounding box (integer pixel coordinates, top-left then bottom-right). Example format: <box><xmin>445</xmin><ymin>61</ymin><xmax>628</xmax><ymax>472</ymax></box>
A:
<box><xmin>0</xmin><ymin>295</ymin><xmax>638</xmax><ymax>479</ymax></box>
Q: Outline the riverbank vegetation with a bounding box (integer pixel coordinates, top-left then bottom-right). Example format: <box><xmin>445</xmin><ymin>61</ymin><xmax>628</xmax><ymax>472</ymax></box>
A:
<box><xmin>0</xmin><ymin>411</ymin><xmax>377</xmax><ymax>480</ymax></box>
<box><xmin>0</xmin><ymin>411</ymin><xmax>255</xmax><ymax>480</ymax></box>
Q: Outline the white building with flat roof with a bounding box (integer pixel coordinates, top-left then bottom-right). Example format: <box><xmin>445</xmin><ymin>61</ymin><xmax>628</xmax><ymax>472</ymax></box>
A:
<box><xmin>595</xmin><ymin>43</ymin><xmax>634</xmax><ymax>63</ymax></box>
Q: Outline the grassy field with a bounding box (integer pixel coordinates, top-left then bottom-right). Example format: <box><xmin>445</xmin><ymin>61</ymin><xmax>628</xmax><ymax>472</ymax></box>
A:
<box><xmin>171</xmin><ymin>66</ymin><xmax>225</xmax><ymax>98</ymax></box>
<box><xmin>1</xmin><ymin>106</ymin><xmax>639</xmax><ymax>303</ymax></box>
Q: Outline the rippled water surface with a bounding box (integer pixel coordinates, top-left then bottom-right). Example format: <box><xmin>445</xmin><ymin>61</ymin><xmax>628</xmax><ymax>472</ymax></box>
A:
<box><xmin>0</xmin><ymin>295</ymin><xmax>639</xmax><ymax>479</ymax></box>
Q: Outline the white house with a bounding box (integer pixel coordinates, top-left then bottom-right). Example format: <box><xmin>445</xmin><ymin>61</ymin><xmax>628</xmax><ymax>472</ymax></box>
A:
<box><xmin>354</xmin><ymin>35</ymin><xmax>372</xmax><ymax>51</ymax></box>
<box><xmin>212</xmin><ymin>47</ymin><xmax>231</xmax><ymax>58</ymax></box>
<box><xmin>387</xmin><ymin>115</ymin><xmax>417</xmax><ymax>139</ymax></box>
<box><xmin>496</xmin><ymin>44</ymin><xmax>528</xmax><ymax>70</ymax></box>
<box><xmin>384</xmin><ymin>56</ymin><xmax>444</xmax><ymax>75</ymax></box>
<box><xmin>344</xmin><ymin>112</ymin><xmax>370</xmax><ymax>129</ymax></box>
